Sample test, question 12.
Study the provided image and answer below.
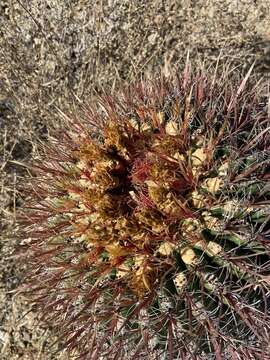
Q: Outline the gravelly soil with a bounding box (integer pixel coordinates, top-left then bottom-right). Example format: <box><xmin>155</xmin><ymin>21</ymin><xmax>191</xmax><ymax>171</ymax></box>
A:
<box><xmin>1</xmin><ymin>1</ymin><xmax>270</xmax><ymax>358</ymax></box>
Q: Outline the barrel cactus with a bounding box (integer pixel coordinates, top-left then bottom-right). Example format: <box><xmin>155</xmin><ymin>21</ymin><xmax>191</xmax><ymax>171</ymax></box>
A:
<box><xmin>21</xmin><ymin>64</ymin><xmax>270</xmax><ymax>359</ymax></box>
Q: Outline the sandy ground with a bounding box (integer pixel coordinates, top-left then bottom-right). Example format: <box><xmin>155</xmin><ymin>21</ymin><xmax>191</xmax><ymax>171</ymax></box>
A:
<box><xmin>1</xmin><ymin>1</ymin><xmax>270</xmax><ymax>359</ymax></box>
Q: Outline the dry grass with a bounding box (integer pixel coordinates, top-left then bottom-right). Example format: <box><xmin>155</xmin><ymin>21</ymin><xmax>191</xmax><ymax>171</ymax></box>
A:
<box><xmin>0</xmin><ymin>0</ymin><xmax>270</xmax><ymax>358</ymax></box>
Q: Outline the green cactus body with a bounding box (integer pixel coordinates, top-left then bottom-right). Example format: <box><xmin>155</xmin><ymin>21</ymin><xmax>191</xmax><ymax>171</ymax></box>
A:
<box><xmin>21</xmin><ymin>67</ymin><xmax>270</xmax><ymax>359</ymax></box>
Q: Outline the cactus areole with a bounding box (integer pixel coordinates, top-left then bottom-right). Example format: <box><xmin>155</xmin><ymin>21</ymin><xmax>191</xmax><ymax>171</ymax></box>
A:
<box><xmin>21</xmin><ymin>66</ymin><xmax>270</xmax><ymax>359</ymax></box>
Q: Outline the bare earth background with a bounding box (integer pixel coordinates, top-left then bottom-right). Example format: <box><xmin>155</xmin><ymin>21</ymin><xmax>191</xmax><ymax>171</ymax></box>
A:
<box><xmin>1</xmin><ymin>1</ymin><xmax>270</xmax><ymax>359</ymax></box>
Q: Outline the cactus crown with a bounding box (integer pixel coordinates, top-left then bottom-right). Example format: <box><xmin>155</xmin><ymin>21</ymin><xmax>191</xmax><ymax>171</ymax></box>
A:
<box><xmin>21</xmin><ymin>66</ymin><xmax>270</xmax><ymax>359</ymax></box>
